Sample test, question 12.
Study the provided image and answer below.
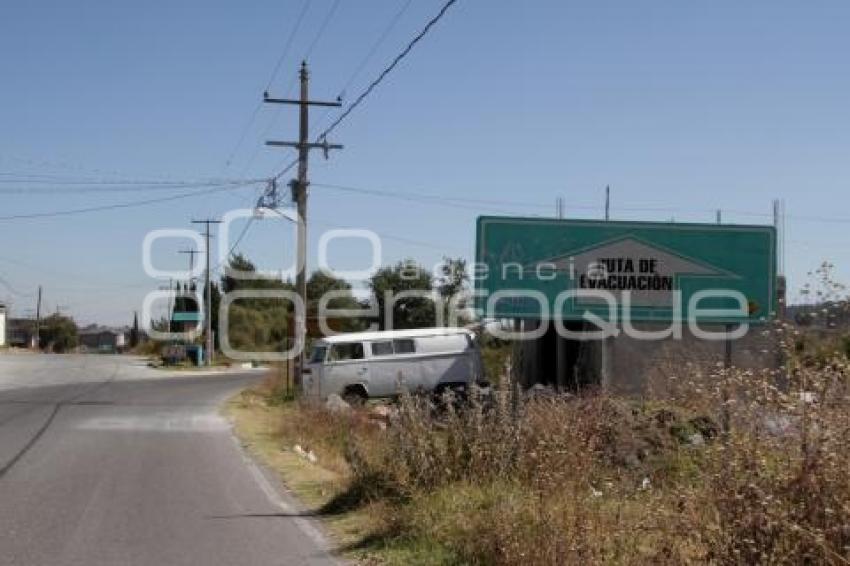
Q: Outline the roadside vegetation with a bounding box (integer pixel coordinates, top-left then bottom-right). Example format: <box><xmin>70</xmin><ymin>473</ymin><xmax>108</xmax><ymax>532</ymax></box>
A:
<box><xmin>227</xmin><ymin>314</ymin><xmax>850</xmax><ymax>565</ymax></box>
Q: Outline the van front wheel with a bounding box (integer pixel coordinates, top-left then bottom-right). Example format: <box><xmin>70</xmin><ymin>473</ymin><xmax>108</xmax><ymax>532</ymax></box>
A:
<box><xmin>342</xmin><ymin>385</ymin><xmax>368</xmax><ymax>406</ymax></box>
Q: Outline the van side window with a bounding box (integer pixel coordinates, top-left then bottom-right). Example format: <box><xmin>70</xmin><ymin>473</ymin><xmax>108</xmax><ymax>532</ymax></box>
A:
<box><xmin>393</xmin><ymin>339</ymin><xmax>415</xmax><ymax>354</ymax></box>
<box><xmin>371</xmin><ymin>341</ymin><xmax>393</xmax><ymax>356</ymax></box>
<box><xmin>310</xmin><ymin>346</ymin><xmax>327</xmax><ymax>363</ymax></box>
<box><xmin>329</xmin><ymin>342</ymin><xmax>364</xmax><ymax>362</ymax></box>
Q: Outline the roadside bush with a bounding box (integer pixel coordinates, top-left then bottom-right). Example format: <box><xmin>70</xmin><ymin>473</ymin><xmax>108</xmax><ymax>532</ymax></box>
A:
<box><xmin>686</xmin><ymin>357</ymin><xmax>850</xmax><ymax>564</ymax></box>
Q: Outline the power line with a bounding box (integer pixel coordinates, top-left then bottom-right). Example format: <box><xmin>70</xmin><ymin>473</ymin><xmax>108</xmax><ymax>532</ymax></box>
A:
<box><xmin>0</xmin><ymin>154</ymin><xmax>175</xmax><ymax>182</ymax></box>
<box><xmin>241</xmin><ymin>0</ymin><xmax>342</xmax><ymax>179</ymax></box>
<box><xmin>265</xmin><ymin>0</ymin><xmax>312</xmax><ymax>93</ymax></box>
<box><xmin>267</xmin><ymin>0</ymin><xmax>457</xmax><ymax>182</ymax></box>
<box><xmin>222</xmin><ymin>0</ymin><xmax>312</xmax><ymax>171</ymax></box>
<box><xmin>304</xmin><ymin>0</ymin><xmax>414</xmax><ymax>139</ymax></box>
<box><xmin>311</xmin><ymin>217</ymin><xmax>464</xmax><ymax>253</ymax></box>
<box><xmin>0</xmin><ymin>275</ymin><xmax>33</xmax><ymax>298</ymax></box>
<box><xmin>214</xmin><ymin>216</ymin><xmax>257</xmax><ymax>274</ymax></box>
<box><xmin>313</xmin><ymin>182</ymin><xmax>850</xmax><ymax>225</ymax></box>
<box><xmin>316</xmin><ymin>0</ymin><xmax>459</xmax><ymax>142</ymax></box>
<box><xmin>272</xmin><ymin>157</ymin><xmax>299</xmax><ymax>182</ymax></box>
<box><xmin>338</xmin><ymin>0</ymin><xmax>415</xmax><ymax>98</ymax></box>
<box><xmin>0</xmin><ymin>182</ymin><xmax>261</xmax><ymax>221</ymax></box>
<box><xmin>0</xmin><ymin>178</ymin><xmax>261</xmax><ymax>194</ymax></box>
<box><xmin>311</xmin><ymin>181</ymin><xmax>554</xmax><ymax>212</ymax></box>
<box><xmin>301</xmin><ymin>0</ymin><xmax>342</xmax><ymax>63</ymax></box>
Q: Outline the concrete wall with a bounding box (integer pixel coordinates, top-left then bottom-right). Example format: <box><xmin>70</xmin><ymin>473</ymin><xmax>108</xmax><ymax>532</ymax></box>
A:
<box><xmin>516</xmin><ymin>320</ymin><xmax>781</xmax><ymax>397</ymax></box>
<box><xmin>605</xmin><ymin>322</ymin><xmax>782</xmax><ymax>396</ymax></box>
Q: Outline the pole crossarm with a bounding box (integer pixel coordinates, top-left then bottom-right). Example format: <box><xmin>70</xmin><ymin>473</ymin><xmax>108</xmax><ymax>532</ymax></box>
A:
<box><xmin>265</xmin><ymin>140</ymin><xmax>344</xmax><ymax>151</ymax></box>
<box><xmin>262</xmin><ymin>95</ymin><xmax>342</xmax><ymax>108</ymax></box>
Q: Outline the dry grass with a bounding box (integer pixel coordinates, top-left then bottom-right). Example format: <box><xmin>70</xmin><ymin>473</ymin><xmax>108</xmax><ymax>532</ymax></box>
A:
<box><xmin>230</xmin><ymin>321</ymin><xmax>850</xmax><ymax>565</ymax></box>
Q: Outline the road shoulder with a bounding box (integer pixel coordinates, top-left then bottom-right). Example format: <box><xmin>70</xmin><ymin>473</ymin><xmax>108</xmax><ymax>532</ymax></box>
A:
<box><xmin>224</xmin><ymin>390</ymin><xmax>369</xmax><ymax>563</ymax></box>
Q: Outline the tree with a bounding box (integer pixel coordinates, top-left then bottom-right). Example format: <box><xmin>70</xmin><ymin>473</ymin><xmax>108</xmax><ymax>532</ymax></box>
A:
<box><xmin>130</xmin><ymin>311</ymin><xmax>140</xmax><ymax>348</ymax></box>
<box><xmin>307</xmin><ymin>270</ymin><xmax>366</xmax><ymax>333</ymax></box>
<box><xmin>222</xmin><ymin>253</ymin><xmax>257</xmax><ymax>294</ymax></box>
<box><xmin>216</xmin><ymin>255</ymin><xmax>293</xmax><ymax>354</ymax></box>
<box><xmin>436</xmin><ymin>257</ymin><xmax>469</xmax><ymax>325</ymax></box>
<box><xmin>40</xmin><ymin>314</ymin><xmax>77</xmax><ymax>353</ymax></box>
<box><xmin>369</xmin><ymin>260</ymin><xmax>436</xmax><ymax>330</ymax></box>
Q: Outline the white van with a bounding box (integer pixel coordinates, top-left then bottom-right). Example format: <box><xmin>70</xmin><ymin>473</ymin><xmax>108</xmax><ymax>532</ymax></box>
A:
<box><xmin>303</xmin><ymin>328</ymin><xmax>485</xmax><ymax>402</ymax></box>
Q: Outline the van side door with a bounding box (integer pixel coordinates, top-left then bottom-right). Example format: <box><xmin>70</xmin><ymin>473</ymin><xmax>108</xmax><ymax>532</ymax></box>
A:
<box><xmin>324</xmin><ymin>342</ymin><xmax>368</xmax><ymax>397</ymax></box>
<box><xmin>367</xmin><ymin>339</ymin><xmax>421</xmax><ymax>396</ymax></box>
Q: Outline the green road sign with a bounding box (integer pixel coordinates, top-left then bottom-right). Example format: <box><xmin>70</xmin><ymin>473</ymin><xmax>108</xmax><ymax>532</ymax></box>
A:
<box><xmin>475</xmin><ymin>216</ymin><xmax>777</xmax><ymax>323</ymax></box>
<box><xmin>172</xmin><ymin>311</ymin><xmax>201</xmax><ymax>322</ymax></box>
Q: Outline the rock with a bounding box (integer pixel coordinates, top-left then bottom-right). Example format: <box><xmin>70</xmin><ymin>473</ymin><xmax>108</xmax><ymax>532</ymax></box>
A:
<box><xmin>689</xmin><ymin>416</ymin><xmax>720</xmax><ymax>440</ymax></box>
<box><xmin>325</xmin><ymin>394</ymin><xmax>351</xmax><ymax>413</ymax></box>
<box><xmin>640</xmin><ymin>477</ymin><xmax>651</xmax><ymax>491</ymax></box>
<box><xmin>306</xmin><ymin>450</ymin><xmax>318</xmax><ymax>464</ymax></box>
<box><xmin>371</xmin><ymin>405</ymin><xmax>392</xmax><ymax>419</ymax></box>
<box><xmin>525</xmin><ymin>384</ymin><xmax>556</xmax><ymax>400</ymax></box>
<box><xmin>688</xmin><ymin>433</ymin><xmax>705</xmax><ymax>446</ymax></box>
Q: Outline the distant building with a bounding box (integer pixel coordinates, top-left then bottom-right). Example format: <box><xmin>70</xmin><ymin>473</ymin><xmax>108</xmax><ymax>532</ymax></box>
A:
<box><xmin>78</xmin><ymin>325</ymin><xmax>128</xmax><ymax>353</ymax></box>
<box><xmin>0</xmin><ymin>304</ymin><xmax>6</xmax><ymax>347</ymax></box>
<box><xmin>7</xmin><ymin>318</ymin><xmax>36</xmax><ymax>348</ymax></box>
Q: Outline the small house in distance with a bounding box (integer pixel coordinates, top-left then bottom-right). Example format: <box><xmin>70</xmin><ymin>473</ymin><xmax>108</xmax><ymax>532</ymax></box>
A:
<box><xmin>78</xmin><ymin>325</ymin><xmax>128</xmax><ymax>353</ymax></box>
<box><xmin>0</xmin><ymin>303</ymin><xmax>6</xmax><ymax>347</ymax></box>
<box><xmin>7</xmin><ymin>317</ymin><xmax>36</xmax><ymax>348</ymax></box>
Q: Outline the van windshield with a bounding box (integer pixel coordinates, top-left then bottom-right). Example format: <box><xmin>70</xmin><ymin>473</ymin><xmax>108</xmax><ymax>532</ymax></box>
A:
<box><xmin>309</xmin><ymin>346</ymin><xmax>327</xmax><ymax>363</ymax></box>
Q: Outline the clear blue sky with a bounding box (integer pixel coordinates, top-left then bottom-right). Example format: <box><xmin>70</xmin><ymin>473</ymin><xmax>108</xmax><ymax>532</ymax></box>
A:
<box><xmin>1</xmin><ymin>0</ymin><xmax>848</xmax><ymax>325</ymax></box>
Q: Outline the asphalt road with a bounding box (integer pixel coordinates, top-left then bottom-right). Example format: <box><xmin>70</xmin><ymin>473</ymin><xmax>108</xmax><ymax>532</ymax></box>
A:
<box><xmin>0</xmin><ymin>354</ymin><xmax>339</xmax><ymax>566</ymax></box>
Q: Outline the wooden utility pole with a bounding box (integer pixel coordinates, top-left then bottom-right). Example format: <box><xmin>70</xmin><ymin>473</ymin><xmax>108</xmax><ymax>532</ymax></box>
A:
<box><xmin>191</xmin><ymin>219</ymin><xmax>221</xmax><ymax>366</ymax></box>
<box><xmin>264</xmin><ymin>61</ymin><xmax>342</xmax><ymax>382</ymax></box>
<box><xmin>34</xmin><ymin>285</ymin><xmax>42</xmax><ymax>350</ymax></box>
<box><xmin>179</xmin><ymin>248</ymin><xmax>201</xmax><ymax>278</ymax></box>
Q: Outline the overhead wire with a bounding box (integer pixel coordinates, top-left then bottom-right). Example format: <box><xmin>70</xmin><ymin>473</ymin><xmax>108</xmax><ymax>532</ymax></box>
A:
<box><xmin>312</xmin><ymin>182</ymin><xmax>554</xmax><ymax>212</ymax></box>
<box><xmin>308</xmin><ymin>0</ymin><xmax>415</xmax><ymax>138</ymax></box>
<box><xmin>337</xmin><ymin>0</ymin><xmax>415</xmax><ymax>99</ymax></box>
<box><xmin>264</xmin><ymin>0</ymin><xmax>312</xmax><ymax>93</ymax></box>
<box><xmin>313</xmin><ymin>182</ymin><xmax>850</xmax><ymax>225</ymax></box>
<box><xmin>0</xmin><ymin>178</ymin><xmax>263</xmax><ymax>194</ymax></box>
<box><xmin>213</xmin><ymin>216</ymin><xmax>257</xmax><ymax>275</ymax></box>
<box><xmin>222</xmin><ymin>0</ymin><xmax>311</xmax><ymax>171</ymax></box>
<box><xmin>271</xmin><ymin>0</ymin><xmax>459</xmax><ymax>182</ymax></box>
<box><xmin>0</xmin><ymin>182</ymin><xmax>262</xmax><ymax>221</ymax></box>
<box><xmin>316</xmin><ymin>0</ymin><xmax>459</xmax><ymax>143</ymax></box>
<box><xmin>247</xmin><ymin>0</ymin><xmax>343</xmax><ymax>179</ymax></box>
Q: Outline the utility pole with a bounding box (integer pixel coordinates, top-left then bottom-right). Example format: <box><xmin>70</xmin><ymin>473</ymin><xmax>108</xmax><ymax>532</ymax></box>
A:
<box><xmin>179</xmin><ymin>248</ymin><xmax>201</xmax><ymax>277</ymax></box>
<box><xmin>192</xmin><ymin>219</ymin><xmax>221</xmax><ymax>366</ymax></box>
<box><xmin>773</xmin><ymin>199</ymin><xmax>785</xmax><ymax>276</ymax></box>
<box><xmin>264</xmin><ymin>61</ymin><xmax>342</xmax><ymax>382</ymax></box>
<box><xmin>34</xmin><ymin>285</ymin><xmax>42</xmax><ymax>350</ymax></box>
<box><xmin>605</xmin><ymin>185</ymin><xmax>610</xmax><ymax>221</ymax></box>
<box><xmin>178</xmin><ymin>248</ymin><xmax>202</xmax><ymax>336</ymax></box>
<box><xmin>158</xmin><ymin>280</ymin><xmax>175</xmax><ymax>333</ymax></box>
